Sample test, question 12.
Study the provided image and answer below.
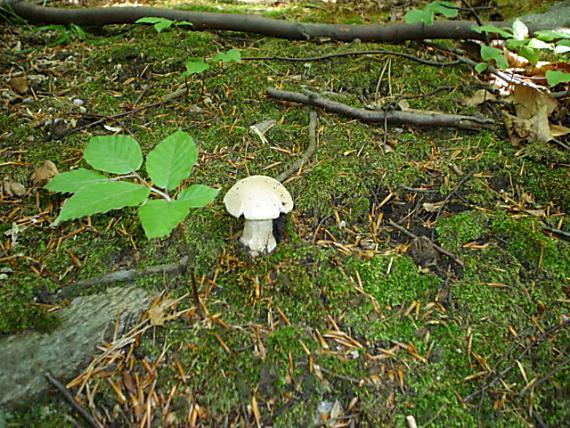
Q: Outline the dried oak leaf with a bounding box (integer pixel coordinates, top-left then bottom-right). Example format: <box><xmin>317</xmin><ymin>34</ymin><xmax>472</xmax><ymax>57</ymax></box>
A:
<box><xmin>31</xmin><ymin>160</ymin><xmax>59</xmax><ymax>186</ymax></box>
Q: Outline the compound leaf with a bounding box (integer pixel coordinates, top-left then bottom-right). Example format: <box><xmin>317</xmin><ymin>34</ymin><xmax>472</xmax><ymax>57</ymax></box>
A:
<box><xmin>84</xmin><ymin>135</ymin><xmax>143</xmax><ymax>174</ymax></box>
<box><xmin>138</xmin><ymin>199</ymin><xmax>190</xmax><ymax>238</ymax></box>
<box><xmin>177</xmin><ymin>184</ymin><xmax>219</xmax><ymax>208</ymax></box>
<box><xmin>54</xmin><ymin>181</ymin><xmax>149</xmax><ymax>225</ymax></box>
<box><xmin>45</xmin><ymin>168</ymin><xmax>108</xmax><ymax>193</ymax></box>
<box><xmin>146</xmin><ymin>130</ymin><xmax>197</xmax><ymax>191</ymax></box>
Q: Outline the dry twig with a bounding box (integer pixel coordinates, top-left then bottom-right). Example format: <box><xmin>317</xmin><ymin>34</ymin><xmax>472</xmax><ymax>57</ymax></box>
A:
<box><xmin>266</xmin><ymin>88</ymin><xmax>493</xmax><ymax>131</ymax></box>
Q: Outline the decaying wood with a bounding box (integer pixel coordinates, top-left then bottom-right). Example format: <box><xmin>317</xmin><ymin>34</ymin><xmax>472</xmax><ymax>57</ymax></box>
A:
<box><xmin>0</xmin><ymin>285</ymin><xmax>150</xmax><ymax>409</ymax></box>
<box><xmin>3</xmin><ymin>0</ymin><xmax>570</xmax><ymax>43</ymax></box>
<box><xmin>266</xmin><ymin>88</ymin><xmax>494</xmax><ymax>131</ymax></box>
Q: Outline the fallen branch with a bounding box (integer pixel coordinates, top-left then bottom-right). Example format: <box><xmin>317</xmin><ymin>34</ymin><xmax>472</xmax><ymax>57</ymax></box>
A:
<box><xmin>3</xmin><ymin>0</ymin><xmax>570</xmax><ymax>43</ymax></box>
<box><xmin>266</xmin><ymin>88</ymin><xmax>493</xmax><ymax>131</ymax></box>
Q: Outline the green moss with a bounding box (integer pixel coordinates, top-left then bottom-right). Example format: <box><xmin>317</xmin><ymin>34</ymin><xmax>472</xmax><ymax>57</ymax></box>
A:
<box><xmin>436</xmin><ymin>210</ymin><xmax>488</xmax><ymax>252</ymax></box>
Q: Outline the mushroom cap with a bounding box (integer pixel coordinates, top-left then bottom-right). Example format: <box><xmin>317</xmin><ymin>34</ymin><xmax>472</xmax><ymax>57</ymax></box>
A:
<box><xmin>223</xmin><ymin>175</ymin><xmax>293</xmax><ymax>220</ymax></box>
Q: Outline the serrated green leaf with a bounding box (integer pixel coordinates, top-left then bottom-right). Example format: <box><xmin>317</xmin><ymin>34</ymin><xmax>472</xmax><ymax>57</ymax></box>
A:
<box><xmin>146</xmin><ymin>130</ymin><xmax>198</xmax><ymax>191</ymax></box>
<box><xmin>404</xmin><ymin>9</ymin><xmax>433</xmax><ymax>25</ymax></box>
<box><xmin>474</xmin><ymin>62</ymin><xmax>488</xmax><ymax>73</ymax></box>
<box><xmin>427</xmin><ymin>1</ymin><xmax>458</xmax><ymax>18</ymax></box>
<box><xmin>138</xmin><ymin>199</ymin><xmax>190</xmax><ymax>238</ymax></box>
<box><xmin>84</xmin><ymin>135</ymin><xmax>143</xmax><ymax>174</ymax></box>
<box><xmin>44</xmin><ymin>168</ymin><xmax>108</xmax><ymax>193</ymax></box>
<box><xmin>211</xmin><ymin>49</ymin><xmax>242</xmax><ymax>63</ymax></box>
<box><xmin>535</xmin><ymin>29</ymin><xmax>570</xmax><ymax>42</ymax></box>
<box><xmin>546</xmin><ymin>70</ymin><xmax>570</xmax><ymax>87</ymax></box>
<box><xmin>480</xmin><ymin>45</ymin><xmax>508</xmax><ymax>69</ymax></box>
<box><xmin>177</xmin><ymin>184</ymin><xmax>219</xmax><ymax>208</ymax></box>
<box><xmin>512</xmin><ymin>19</ymin><xmax>528</xmax><ymax>41</ymax></box>
<box><xmin>54</xmin><ymin>181</ymin><xmax>149</xmax><ymax>225</ymax></box>
<box><xmin>183</xmin><ymin>60</ymin><xmax>209</xmax><ymax>77</ymax></box>
<box><xmin>472</xmin><ymin>24</ymin><xmax>513</xmax><ymax>39</ymax></box>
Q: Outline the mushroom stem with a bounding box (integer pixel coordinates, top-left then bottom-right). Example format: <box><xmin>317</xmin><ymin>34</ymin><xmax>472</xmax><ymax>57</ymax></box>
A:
<box><xmin>240</xmin><ymin>219</ymin><xmax>276</xmax><ymax>256</ymax></box>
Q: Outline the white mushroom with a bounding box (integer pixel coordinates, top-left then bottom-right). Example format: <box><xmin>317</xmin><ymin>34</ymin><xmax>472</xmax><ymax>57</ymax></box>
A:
<box><xmin>224</xmin><ymin>175</ymin><xmax>293</xmax><ymax>257</ymax></box>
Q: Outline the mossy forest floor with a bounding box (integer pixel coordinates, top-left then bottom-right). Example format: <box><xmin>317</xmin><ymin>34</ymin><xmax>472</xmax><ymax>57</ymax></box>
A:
<box><xmin>1</xmin><ymin>0</ymin><xmax>569</xmax><ymax>426</ymax></box>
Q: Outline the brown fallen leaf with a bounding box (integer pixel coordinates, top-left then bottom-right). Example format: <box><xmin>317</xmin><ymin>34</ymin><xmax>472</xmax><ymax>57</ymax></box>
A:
<box><xmin>9</xmin><ymin>77</ymin><xmax>28</xmax><ymax>95</ymax></box>
<box><xmin>2</xmin><ymin>176</ymin><xmax>26</xmax><ymax>197</ymax></box>
<box><xmin>31</xmin><ymin>160</ymin><xmax>59</xmax><ymax>186</ymax></box>
<box><xmin>460</xmin><ymin>89</ymin><xmax>497</xmax><ymax>107</ymax></box>
<box><xmin>503</xmin><ymin>84</ymin><xmax>561</xmax><ymax>144</ymax></box>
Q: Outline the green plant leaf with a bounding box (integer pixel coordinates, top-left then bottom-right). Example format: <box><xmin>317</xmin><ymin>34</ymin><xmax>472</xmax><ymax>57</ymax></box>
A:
<box><xmin>175</xmin><ymin>21</ymin><xmax>193</xmax><ymax>27</ymax></box>
<box><xmin>480</xmin><ymin>45</ymin><xmax>509</xmax><ymax>69</ymax></box>
<box><xmin>474</xmin><ymin>62</ymin><xmax>488</xmax><ymax>73</ymax></box>
<box><xmin>211</xmin><ymin>49</ymin><xmax>242</xmax><ymax>63</ymax></box>
<box><xmin>183</xmin><ymin>60</ymin><xmax>210</xmax><ymax>77</ymax></box>
<box><xmin>535</xmin><ymin>29</ymin><xmax>570</xmax><ymax>42</ymax></box>
<box><xmin>44</xmin><ymin>168</ymin><xmax>108</xmax><ymax>193</ymax></box>
<box><xmin>404</xmin><ymin>9</ymin><xmax>433</xmax><ymax>25</ymax></box>
<box><xmin>528</xmin><ymin>38</ymin><xmax>553</xmax><ymax>50</ymax></box>
<box><xmin>546</xmin><ymin>70</ymin><xmax>570</xmax><ymax>87</ymax></box>
<box><xmin>84</xmin><ymin>135</ymin><xmax>143</xmax><ymax>174</ymax></box>
<box><xmin>138</xmin><ymin>199</ymin><xmax>190</xmax><ymax>238</ymax></box>
<box><xmin>472</xmin><ymin>24</ymin><xmax>513</xmax><ymax>39</ymax></box>
<box><xmin>427</xmin><ymin>1</ymin><xmax>458</xmax><ymax>18</ymax></box>
<box><xmin>177</xmin><ymin>184</ymin><xmax>219</xmax><ymax>208</ymax></box>
<box><xmin>517</xmin><ymin>46</ymin><xmax>539</xmax><ymax>65</ymax></box>
<box><xmin>135</xmin><ymin>17</ymin><xmax>174</xmax><ymax>33</ymax></box>
<box><xmin>511</xmin><ymin>19</ymin><xmax>528</xmax><ymax>41</ymax></box>
<box><xmin>54</xmin><ymin>181</ymin><xmax>149</xmax><ymax>225</ymax></box>
<box><xmin>146</xmin><ymin>130</ymin><xmax>198</xmax><ymax>191</ymax></box>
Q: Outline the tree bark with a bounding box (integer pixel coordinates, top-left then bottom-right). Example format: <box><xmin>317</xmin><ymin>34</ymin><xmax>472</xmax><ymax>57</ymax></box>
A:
<box><xmin>3</xmin><ymin>0</ymin><xmax>570</xmax><ymax>43</ymax></box>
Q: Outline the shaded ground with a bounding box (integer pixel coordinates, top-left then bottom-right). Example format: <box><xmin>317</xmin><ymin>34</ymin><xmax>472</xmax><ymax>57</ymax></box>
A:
<box><xmin>1</xmin><ymin>0</ymin><xmax>569</xmax><ymax>427</ymax></box>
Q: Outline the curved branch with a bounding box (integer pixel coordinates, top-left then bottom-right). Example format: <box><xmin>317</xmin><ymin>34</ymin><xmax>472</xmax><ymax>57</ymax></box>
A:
<box><xmin>266</xmin><ymin>88</ymin><xmax>493</xmax><ymax>131</ymax></box>
<box><xmin>4</xmin><ymin>0</ymin><xmax>569</xmax><ymax>43</ymax></box>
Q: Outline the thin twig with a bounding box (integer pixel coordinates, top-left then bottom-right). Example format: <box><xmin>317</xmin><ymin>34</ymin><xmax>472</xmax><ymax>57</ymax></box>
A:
<box><xmin>243</xmin><ymin>50</ymin><xmax>463</xmax><ymax>67</ymax></box>
<box><xmin>276</xmin><ymin>109</ymin><xmax>318</xmax><ymax>182</ymax></box>
<box><xmin>541</xmin><ymin>223</ymin><xmax>570</xmax><ymax>241</ymax></box>
<box><xmin>45</xmin><ymin>372</ymin><xmax>102</xmax><ymax>428</ymax></box>
<box><xmin>463</xmin><ymin>319</ymin><xmax>570</xmax><ymax>402</ymax></box>
<box><xmin>58</xmin><ymin>256</ymin><xmax>189</xmax><ymax>298</ymax></box>
<box><xmin>387</xmin><ymin>219</ymin><xmax>464</xmax><ymax>267</ymax></box>
<box><xmin>519</xmin><ymin>355</ymin><xmax>570</xmax><ymax>396</ymax></box>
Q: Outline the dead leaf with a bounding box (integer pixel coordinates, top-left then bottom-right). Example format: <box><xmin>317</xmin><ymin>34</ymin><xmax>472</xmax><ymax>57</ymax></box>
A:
<box><xmin>147</xmin><ymin>297</ymin><xmax>177</xmax><ymax>326</ymax></box>
<box><xmin>31</xmin><ymin>161</ymin><xmax>59</xmax><ymax>186</ymax></box>
<box><xmin>460</xmin><ymin>89</ymin><xmax>497</xmax><ymax>107</ymax></box>
<box><xmin>422</xmin><ymin>202</ymin><xmax>444</xmax><ymax>213</ymax></box>
<box><xmin>9</xmin><ymin>77</ymin><xmax>28</xmax><ymax>95</ymax></box>
<box><xmin>550</xmin><ymin>124</ymin><xmax>570</xmax><ymax>137</ymax></box>
<box><xmin>2</xmin><ymin>176</ymin><xmax>26</xmax><ymax>197</ymax></box>
<box><xmin>250</xmin><ymin>119</ymin><xmax>276</xmax><ymax>144</ymax></box>
<box><xmin>514</xmin><ymin>84</ymin><xmax>557</xmax><ymax>119</ymax></box>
